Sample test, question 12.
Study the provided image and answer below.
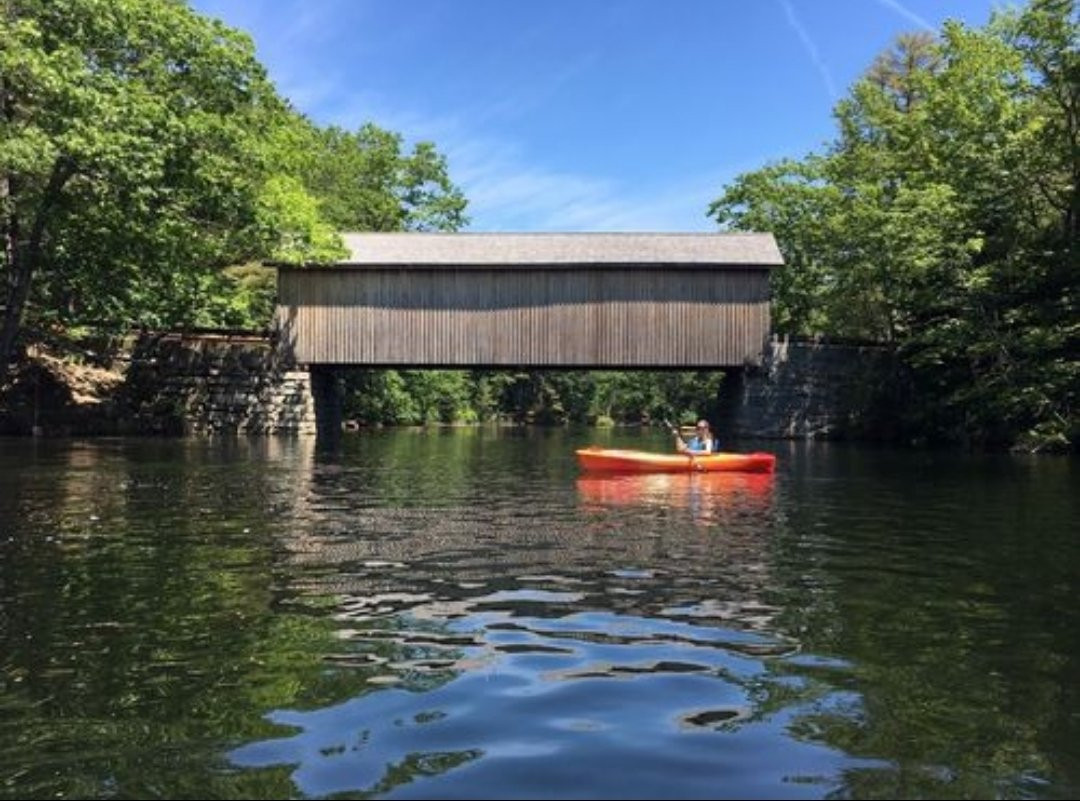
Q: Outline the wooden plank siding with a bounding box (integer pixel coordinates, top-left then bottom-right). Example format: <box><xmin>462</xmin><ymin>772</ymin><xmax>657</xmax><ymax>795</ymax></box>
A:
<box><xmin>274</xmin><ymin>233</ymin><xmax>780</xmax><ymax>368</ymax></box>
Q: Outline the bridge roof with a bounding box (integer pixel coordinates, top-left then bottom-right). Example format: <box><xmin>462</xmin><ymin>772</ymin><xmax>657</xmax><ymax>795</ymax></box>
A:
<box><xmin>334</xmin><ymin>232</ymin><xmax>783</xmax><ymax>268</ymax></box>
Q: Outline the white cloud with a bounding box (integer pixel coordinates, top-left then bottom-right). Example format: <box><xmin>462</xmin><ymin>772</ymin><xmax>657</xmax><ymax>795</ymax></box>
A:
<box><xmin>446</xmin><ymin>130</ymin><xmax>741</xmax><ymax>232</ymax></box>
<box><xmin>446</xmin><ymin>136</ymin><xmax>726</xmax><ymax>232</ymax></box>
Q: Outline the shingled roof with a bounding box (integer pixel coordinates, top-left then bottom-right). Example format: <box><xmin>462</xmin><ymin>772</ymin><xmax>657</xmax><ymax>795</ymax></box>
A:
<box><xmin>337</xmin><ymin>232</ymin><xmax>783</xmax><ymax>268</ymax></box>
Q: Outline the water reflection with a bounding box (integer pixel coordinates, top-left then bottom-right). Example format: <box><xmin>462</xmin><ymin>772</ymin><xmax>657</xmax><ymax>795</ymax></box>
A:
<box><xmin>219</xmin><ymin>438</ymin><xmax>827</xmax><ymax>798</ymax></box>
<box><xmin>0</xmin><ymin>437</ymin><xmax>367</xmax><ymax>799</ymax></box>
<box><xmin>229</xmin><ymin>590</ymin><xmax>825</xmax><ymax>799</ymax></box>
<box><xmin>577</xmin><ymin>470</ymin><xmax>775</xmax><ymax>522</ymax></box>
<box><xmin>1</xmin><ymin>434</ymin><xmax>1078</xmax><ymax>799</ymax></box>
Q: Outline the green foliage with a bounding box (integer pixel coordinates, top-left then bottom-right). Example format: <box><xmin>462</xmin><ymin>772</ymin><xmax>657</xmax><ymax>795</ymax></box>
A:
<box><xmin>0</xmin><ymin>0</ymin><xmax>281</xmax><ymax>352</ymax></box>
<box><xmin>0</xmin><ymin>0</ymin><xmax>467</xmax><ymax>356</ymax></box>
<box><xmin>343</xmin><ymin>370</ymin><xmax>477</xmax><ymax>425</ymax></box>
<box><xmin>344</xmin><ymin>370</ymin><xmax>418</xmax><ymax>425</ymax></box>
<box><xmin>709</xmin><ymin>0</ymin><xmax>1078</xmax><ymax>450</ymax></box>
<box><xmin>189</xmin><ymin>262</ymin><xmax>277</xmax><ymax>329</ymax></box>
<box><xmin>302</xmin><ymin>123</ymin><xmax>468</xmax><ymax>233</ymax></box>
<box><xmin>710</xmin><ymin>157</ymin><xmax>840</xmax><ymax>336</ymax></box>
<box><xmin>341</xmin><ymin>369</ymin><xmax>725</xmax><ymax>428</ymax></box>
<box><xmin>255</xmin><ymin>174</ymin><xmax>346</xmax><ymax>265</ymax></box>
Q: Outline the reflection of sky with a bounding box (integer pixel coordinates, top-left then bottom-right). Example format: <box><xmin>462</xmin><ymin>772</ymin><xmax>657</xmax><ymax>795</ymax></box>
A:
<box><xmin>230</xmin><ymin>684</ymin><xmax>482</xmax><ymax>796</ymax></box>
<box><xmin>229</xmin><ymin>607</ymin><xmax>869</xmax><ymax>799</ymax></box>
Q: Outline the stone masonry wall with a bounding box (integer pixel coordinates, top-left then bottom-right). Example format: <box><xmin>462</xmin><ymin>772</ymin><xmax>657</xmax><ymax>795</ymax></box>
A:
<box><xmin>720</xmin><ymin>336</ymin><xmax>895</xmax><ymax>439</ymax></box>
<box><xmin>123</xmin><ymin>332</ymin><xmax>316</xmax><ymax>435</ymax></box>
<box><xmin>4</xmin><ymin>332</ymin><xmax>892</xmax><ymax>439</ymax></box>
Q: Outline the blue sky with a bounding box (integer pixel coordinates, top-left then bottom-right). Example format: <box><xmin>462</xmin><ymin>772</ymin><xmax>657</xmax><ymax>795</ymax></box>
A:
<box><xmin>190</xmin><ymin>0</ymin><xmax>1003</xmax><ymax>232</ymax></box>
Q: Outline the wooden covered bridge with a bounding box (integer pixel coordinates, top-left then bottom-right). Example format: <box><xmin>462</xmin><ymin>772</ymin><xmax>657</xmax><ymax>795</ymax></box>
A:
<box><xmin>276</xmin><ymin>232</ymin><xmax>783</xmax><ymax>370</ymax></box>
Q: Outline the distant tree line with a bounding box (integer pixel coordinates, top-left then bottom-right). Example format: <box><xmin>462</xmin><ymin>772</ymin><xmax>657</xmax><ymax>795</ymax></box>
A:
<box><xmin>2</xmin><ymin>0</ymin><xmax>1075</xmax><ymax>447</ymax></box>
<box><xmin>342</xmin><ymin>369</ymin><xmax>725</xmax><ymax>427</ymax></box>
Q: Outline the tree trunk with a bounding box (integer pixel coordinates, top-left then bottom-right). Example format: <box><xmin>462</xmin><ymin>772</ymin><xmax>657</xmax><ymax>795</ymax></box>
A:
<box><xmin>0</xmin><ymin>65</ymin><xmax>21</xmax><ymax>386</ymax></box>
<box><xmin>0</xmin><ymin>158</ymin><xmax>73</xmax><ymax>385</ymax></box>
<box><xmin>0</xmin><ymin>196</ymin><xmax>28</xmax><ymax>386</ymax></box>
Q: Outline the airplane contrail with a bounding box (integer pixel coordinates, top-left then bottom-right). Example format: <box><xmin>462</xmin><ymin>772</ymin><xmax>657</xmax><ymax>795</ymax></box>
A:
<box><xmin>779</xmin><ymin>0</ymin><xmax>838</xmax><ymax>101</ymax></box>
<box><xmin>874</xmin><ymin>0</ymin><xmax>935</xmax><ymax>32</ymax></box>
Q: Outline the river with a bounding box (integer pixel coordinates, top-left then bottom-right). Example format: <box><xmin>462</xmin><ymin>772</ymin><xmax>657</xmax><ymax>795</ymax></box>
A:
<box><xmin>1</xmin><ymin>429</ymin><xmax>1077</xmax><ymax>799</ymax></box>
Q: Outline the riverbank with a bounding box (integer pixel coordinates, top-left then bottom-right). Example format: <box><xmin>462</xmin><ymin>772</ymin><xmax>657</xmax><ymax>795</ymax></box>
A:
<box><xmin>0</xmin><ymin>341</ymin><xmax>130</xmax><ymax>436</ymax></box>
<box><xmin>0</xmin><ymin>332</ymin><xmax>315</xmax><ymax>436</ymax></box>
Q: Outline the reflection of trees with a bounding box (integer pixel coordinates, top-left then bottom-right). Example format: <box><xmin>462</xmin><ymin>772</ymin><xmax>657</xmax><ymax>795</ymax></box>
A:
<box><xmin>2</xmin><ymin>435</ymin><xmax>517</xmax><ymax>799</ymax></box>
<box><xmin>0</xmin><ymin>439</ymin><xmax>409</xmax><ymax>799</ymax></box>
<box><xmin>760</xmin><ymin>444</ymin><xmax>1080</xmax><ymax>798</ymax></box>
<box><xmin>277</xmin><ymin>446</ymin><xmax>787</xmax><ymax>647</ymax></box>
<box><xmin>372</xmin><ymin>749</ymin><xmax>482</xmax><ymax>794</ymax></box>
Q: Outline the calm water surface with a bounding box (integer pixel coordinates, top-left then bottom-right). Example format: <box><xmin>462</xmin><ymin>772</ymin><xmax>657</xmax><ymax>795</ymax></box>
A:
<box><xmin>0</xmin><ymin>429</ymin><xmax>1077</xmax><ymax>799</ymax></box>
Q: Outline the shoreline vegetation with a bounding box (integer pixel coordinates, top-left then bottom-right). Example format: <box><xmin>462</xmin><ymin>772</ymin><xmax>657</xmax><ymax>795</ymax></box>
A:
<box><xmin>1</xmin><ymin>0</ymin><xmax>1075</xmax><ymax>452</ymax></box>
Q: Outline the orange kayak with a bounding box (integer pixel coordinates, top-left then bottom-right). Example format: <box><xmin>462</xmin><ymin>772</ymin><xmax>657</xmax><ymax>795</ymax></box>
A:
<box><xmin>576</xmin><ymin>447</ymin><xmax>776</xmax><ymax>474</ymax></box>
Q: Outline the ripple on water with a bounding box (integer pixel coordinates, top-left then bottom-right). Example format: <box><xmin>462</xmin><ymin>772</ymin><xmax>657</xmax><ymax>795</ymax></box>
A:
<box><xmin>5</xmin><ymin>435</ymin><xmax>1075</xmax><ymax>799</ymax></box>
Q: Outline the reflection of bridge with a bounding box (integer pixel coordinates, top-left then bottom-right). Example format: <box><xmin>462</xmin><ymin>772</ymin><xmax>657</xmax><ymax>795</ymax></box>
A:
<box><xmin>274</xmin><ymin>232</ymin><xmax>783</xmax><ymax>432</ymax></box>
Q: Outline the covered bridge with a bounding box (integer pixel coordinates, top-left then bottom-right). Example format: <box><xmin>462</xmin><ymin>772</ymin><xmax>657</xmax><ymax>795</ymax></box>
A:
<box><xmin>275</xmin><ymin>232</ymin><xmax>782</xmax><ymax>368</ymax></box>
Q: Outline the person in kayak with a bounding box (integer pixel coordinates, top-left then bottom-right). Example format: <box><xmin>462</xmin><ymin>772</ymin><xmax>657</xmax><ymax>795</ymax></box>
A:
<box><xmin>675</xmin><ymin>419</ymin><xmax>715</xmax><ymax>454</ymax></box>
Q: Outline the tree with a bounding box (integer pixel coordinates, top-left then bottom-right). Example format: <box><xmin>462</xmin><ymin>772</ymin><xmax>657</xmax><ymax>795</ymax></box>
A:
<box><xmin>297</xmin><ymin>121</ymin><xmax>468</xmax><ymax>233</ymax></box>
<box><xmin>866</xmin><ymin>32</ymin><xmax>943</xmax><ymax>112</ymax></box>
<box><xmin>709</xmin><ymin>0</ymin><xmax>1078</xmax><ymax>449</ymax></box>
<box><xmin>709</xmin><ymin>157</ymin><xmax>840</xmax><ymax>336</ymax></box>
<box><xmin>0</xmin><ymin>0</ymin><xmax>286</xmax><ymax>376</ymax></box>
